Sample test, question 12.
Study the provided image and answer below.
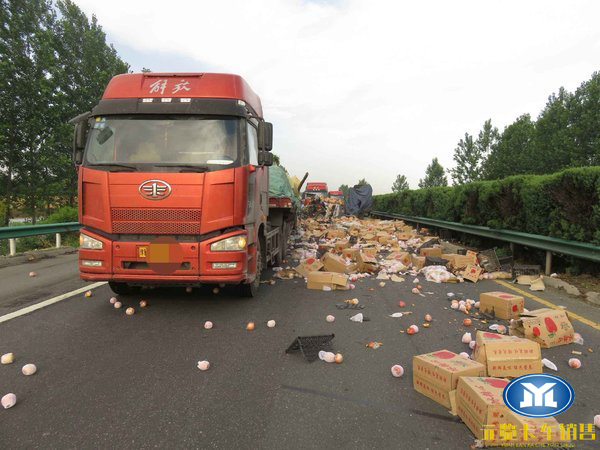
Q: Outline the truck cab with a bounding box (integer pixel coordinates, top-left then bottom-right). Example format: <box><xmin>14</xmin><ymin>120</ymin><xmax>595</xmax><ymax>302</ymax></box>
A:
<box><xmin>71</xmin><ymin>73</ymin><xmax>274</xmax><ymax>296</ymax></box>
<box><xmin>302</xmin><ymin>182</ymin><xmax>328</xmax><ymax>206</ymax></box>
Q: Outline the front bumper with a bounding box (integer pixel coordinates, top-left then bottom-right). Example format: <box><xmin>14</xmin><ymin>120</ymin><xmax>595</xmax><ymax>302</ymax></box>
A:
<box><xmin>79</xmin><ymin>229</ymin><xmax>249</xmax><ymax>284</ymax></box>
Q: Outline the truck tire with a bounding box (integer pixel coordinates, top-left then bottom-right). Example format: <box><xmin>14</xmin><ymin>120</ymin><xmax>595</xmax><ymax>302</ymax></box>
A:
<box><xmin>240</xmin><ymin>239</ymin><xmax>262</xmax><ymax>298</ymax></box>
<box><xmin>108</xmin><ymin>281</ymin><xmax>137</xmax><ymax>295</ymax></box>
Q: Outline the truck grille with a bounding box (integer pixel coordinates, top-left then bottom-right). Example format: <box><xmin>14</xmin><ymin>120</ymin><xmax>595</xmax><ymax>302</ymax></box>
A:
<box><xmin>111</xmin><ymin>208</ymin><xmax>201</xmax><ymax>234</ymax></box>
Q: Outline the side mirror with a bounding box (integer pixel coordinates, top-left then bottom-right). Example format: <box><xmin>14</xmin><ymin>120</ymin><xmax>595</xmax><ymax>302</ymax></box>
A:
<box><xmin>258</xmin><ymin>151</ymin><xmax>273</xmax><ymax>166</ymax></box>
<box><xmin>258</xmin><ymin>121</ymin><xmax>273</xmax><ymax>151</ymax></box>
<box><xmin>69</xmin><ymin>111</ymin><xmax>91</xmax><ymax>165</ymax></box>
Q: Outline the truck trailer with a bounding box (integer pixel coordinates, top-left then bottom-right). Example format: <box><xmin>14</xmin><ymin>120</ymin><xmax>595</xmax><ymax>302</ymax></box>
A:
<box><xmin>70</xmin><ymin>72</ymin><xmax>282</xmax><ymax>297</ymax></box>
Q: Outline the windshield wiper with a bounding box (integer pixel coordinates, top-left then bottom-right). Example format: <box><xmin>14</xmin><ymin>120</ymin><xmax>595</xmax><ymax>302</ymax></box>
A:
<box><xmin>153</xmin><ymin>164</ymin><xmax>209</xmax><ymax>173</ymax></box>
<box><xmin>88</xmin><ymin>163</ymin><xmax>138</xmax><ymax>172</ymax></box>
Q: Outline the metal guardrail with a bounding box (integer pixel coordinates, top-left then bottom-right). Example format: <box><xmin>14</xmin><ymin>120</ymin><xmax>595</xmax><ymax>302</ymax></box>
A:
<box><xmin>371</xmin><ymin>211</ymin><xmax>600</xmax><ymax>274</ymax></box>
<box><xmin>0</xmin><ymin>222</ymin><xmax>81</xmax><ymax>256</ymax></box>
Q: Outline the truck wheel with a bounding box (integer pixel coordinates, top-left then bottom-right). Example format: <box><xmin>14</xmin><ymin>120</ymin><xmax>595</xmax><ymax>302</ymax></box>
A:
<box><xmin>108</xmin><ymin>281</ymin><xmax>137</xmax><ymax>295</ymax></box>
<box><xmin>240</xmin><ymin>239</ymin><xmax>262</xmax><ymax>298</ymax></box>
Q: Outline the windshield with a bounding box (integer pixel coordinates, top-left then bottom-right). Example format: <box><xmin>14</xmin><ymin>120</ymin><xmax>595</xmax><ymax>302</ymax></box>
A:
<box><xmin>84</xmin><ymin>116</ymin><xmax>241</xmax><ymax>171</ymax></box>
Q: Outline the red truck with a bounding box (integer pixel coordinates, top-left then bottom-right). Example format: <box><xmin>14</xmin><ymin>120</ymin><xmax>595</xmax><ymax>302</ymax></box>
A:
<box><xmin>302</xmin><ymin>182</ymin><xmax>328</xmax><ymax>205</ymax></box>
<box><xmin>328</xmin><ymin>190</ymin><xmax>344</xmax><ymax>200</ymax></box>
<box><xmin>70</xmin><ymin>72</ymin><xmax>282</xmax><ymax>297</ymax></box>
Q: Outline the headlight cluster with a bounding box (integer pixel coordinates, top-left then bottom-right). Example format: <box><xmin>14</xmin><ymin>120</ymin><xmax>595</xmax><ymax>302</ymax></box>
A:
<box><xmin>210</xmin><ymin>235</ymin><xmax>247</xmax><ymax>252</ymax></box>
<box><xmin>80</xmin><ymin>233</ymin><xmax>103</xmax><ymax>250</ymax></box>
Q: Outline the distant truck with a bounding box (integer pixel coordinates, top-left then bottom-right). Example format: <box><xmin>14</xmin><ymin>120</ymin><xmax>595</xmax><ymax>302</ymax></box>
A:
<box><xmin>70</xmin><ymin>72</ymin><xmax>284</xmax><ymax>297</ymax></box>
<box><xmin>328</xmin><ymin>191</ymin><xmax>344</xmax><ymax>201</ymax></box>
<box><xmin>302</xmin><ymin>182</ymin><xmax>328</xmax><ymax>205</ymax></box>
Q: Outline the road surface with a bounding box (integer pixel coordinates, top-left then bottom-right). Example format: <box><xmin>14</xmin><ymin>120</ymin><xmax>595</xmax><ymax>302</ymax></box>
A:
<box><xmin>0</xmin><ymin>253</ymin><xmax>598</xmax><ymax>449</ymax></box>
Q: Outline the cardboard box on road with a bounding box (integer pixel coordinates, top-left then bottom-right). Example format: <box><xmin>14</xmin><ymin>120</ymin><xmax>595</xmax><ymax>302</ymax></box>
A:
<box><xmin>503</xmin><ymin>411</ymin><xmax>564</xmax><ymax>444</ymax></box>
<box><xmin>321</xmin><ymin>252</ymin><xmax>357</xmax><ymax>274</ymax></box>
<box><xmin>413</xmin><ymin>350</ymin><xmax>486</xmax><ymax>410</ymax></box>
<box><xmin>306</xmin><ymin>271</ymin><xmax>349</xmax><ymax>290</ymax></box>
<box><xmin>443</xmin><ymin>254</ymin><xmax>477</xmax><ymax>269</ymax></box>
<box><xmin>509</xmin><ymin>308</ymin><xmax>575</xmax><ymax>348</ymax></box>
<box><xmin>473</xmin><ymin>331</ymin><xmax>542</xmax><ymax>377</ymax></box>
<box><xmin>334</xmin><ymin>240</ymin><xmax>350</xmax><ymax>251</ymax></box>
<box><xmin>462</xmin><ymin>264</ymin><xmax>482</xmax><ymax>283</ymax></box>
<box><xmin>456</xmin><ymin>376</ymin><xmax>512</xmax><ymax>447</ymax></box>
<box><xmin>294</xmin><ymin>258</ymin><xmax>323</xmax><ymax>278</ymax></box>
<box><xmin>479</xmin><ymin>291</ymin><xmax>524</xmax><ymax>320</ymax></box>
<box><xmin>357</xmin><ymin>251</ymin><xmax>378</xmax><ymax>272</ymax></box>
<box><xmin>327</xmin><ymin>229</ymin><xmax>346</xmax><ymax>239</ymax></box>
<box><xmin>341</xmin><ymin>248</ymin><xmax>360</xmax><ymax>260</ymax></box>
<box><xmin>419</xmin><ymin>247</ymin><xmax>442</xmax><ymax>258</ymax></box>
<box><xmin>411</xmin><ymin>254</ymin><xmax>426</xmax><ymax>270</ymax></box>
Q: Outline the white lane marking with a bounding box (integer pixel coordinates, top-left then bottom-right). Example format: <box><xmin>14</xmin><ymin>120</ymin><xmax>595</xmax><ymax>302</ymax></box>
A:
<box><xmin>0</xmin><ymin>282</ymin><xmax>107</xmax><ymax>324</ymax></box>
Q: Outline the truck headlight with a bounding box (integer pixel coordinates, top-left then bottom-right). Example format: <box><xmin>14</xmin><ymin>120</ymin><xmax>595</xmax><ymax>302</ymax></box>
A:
<box><xmin>80</xmin><ymin>233</ymin><xmax>103</xmax><ymax>250</ymax></box>
<box><xmin>210</xmin><ymin>235</ymin><xmax>247</xmax><ymax>252</ymax></box>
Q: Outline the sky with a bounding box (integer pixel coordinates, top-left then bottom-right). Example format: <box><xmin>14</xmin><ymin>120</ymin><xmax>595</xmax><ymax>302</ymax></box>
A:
<box><xmin>75</xmin><ymin>0</ymin><xmax>600</xmax><ymax>194</ymax></box>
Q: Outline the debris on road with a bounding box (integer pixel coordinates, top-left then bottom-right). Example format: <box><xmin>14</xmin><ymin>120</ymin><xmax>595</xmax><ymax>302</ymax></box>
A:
<box><xmin>334</xmin><ymin>353</ymin><xmax>343</xmax><ymax>364</ymax></box>
<box><xmin>509</xmin><ymin>308</ymin><xmax>574</xmax><ymax>348</ymax></box>
<box><xmin>326</xmin><ymin>315</ymin><xmax>335</xmax><ymax>322</ymax></box>
<box><xmin>406</xmin><ymin>325</ymin><xmax>419</xmax><ymax>335</ymax></box>
<box><xmin>139</xmin><ymin>300</ymin><xmax>148</xmax><ymax>308</ymax></box>
<box><xmin>21</xmin><ymin>364</ymin><xmax>37</xmax><ymax>376</ymax></box>
<box><xmin>318</xmin><ymin>351</ymin><xmax>336</xmax><ymax>363</ymax></box>
<box><xmin>542</xmin><ymin>358</ymin><xmax>558</xmax><ymax>371</ymax></box>
<box><xmin>286</xmin><ymin>334</ymin><xmax>335</xmax><ymax>362</ymax></box>
<box><xmin>125</xmin><ymin>307</ymin><xmax>135</xmax><ymax>316</ymax></box>
<box><xmin>197</xmin><ymin>360</ymin><xmax>210</xmax><ymax>371</ymax></box>
<box><xmin>568</xmin><ymin>358</ymin><xmax>581</xmax><ymax>369</ymax></box>
<box><xmin>479</xmin><ymin>292</ymin><xmax>524</xmax><ymax>320</ymax></box>
<box><xmin>366</xmin><ymin>341</ymin><xmax>383</xmax><ymax>349</ymax></box>
<box><xmin>84</xmin><ymin>290</ymin><xmax>92</xmax><ymax>298</ymax></box>
<box><xmin>1</xmin><ymin>353</ymin><xmax>14</xmax><ymax>364</ymax></box>
<box><xmin>204</xmin><ymin>321</ymin><xmax>213</xmax><ymax>329</ymax></box>
<box><xmin>246</xmin><ymin>322</ymin><xmax>255</xmax><ymax>331</ymax></box>
<box><xmin>1</xmin><ymin>393</ymin><xmax>16</xmax><ymax>409</ymax></box>
<box><xmin>114</xmin><ymin>301</ymin><xmax>122</xmax><ymax>309</ymax></box>
<box><xmin>109</xmin><ymin>297</ymin><xmax>117</xmax><ymax>305</ymax></box>
<box><xmin>391</xmin><ymin>365</ymin><xmax>404</xmax><ymax>377</ymax></box>
<box><xmin>461</xmin><ymin>333</ymin><xmax>472</xmax><ymax>344</ymax></box>
<box><xmin>267</xmin><ymin>320</ymin><xmax>276</xmax><ymax>328</ymax></box>
<box><xmin>29</xmin><ymin>271</ymin><xmax>37</xmax><ymax>277</ymax></box>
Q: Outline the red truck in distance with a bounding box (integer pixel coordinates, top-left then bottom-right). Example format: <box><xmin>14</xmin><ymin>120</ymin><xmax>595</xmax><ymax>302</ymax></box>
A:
<box><xmin>302</xmin><ymin>182</ymin><xmax>328</xmax><ymax>205</ymax></box>
<box><xmin>70</xmin><ymin>73</ymin><xmax>281</xmax><ymax>297</ymax></box>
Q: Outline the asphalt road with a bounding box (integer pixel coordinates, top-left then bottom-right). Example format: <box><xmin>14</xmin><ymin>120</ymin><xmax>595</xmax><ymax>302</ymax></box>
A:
<box><xmin>0</xmin><ymin>254</ymin><xmax>599</xmax><ymax>449</ymax></box>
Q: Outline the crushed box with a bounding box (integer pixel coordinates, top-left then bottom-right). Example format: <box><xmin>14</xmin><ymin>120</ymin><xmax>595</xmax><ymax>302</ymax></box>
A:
<box><xmin>413</xmin><ymin>350</ymin><xmax>486</xmax><ymax>410</ymax></box>
<box><xmin>321</xmin><ymin>252</ymin><xmax>357</xmax><ymax>274</ymax></box>
<box><xmin>306</xmin><ymin>271</ymin><xmax>349</xmax><ymax>290</ymax></box>
<box><xmin>479</xmin><ymin>291</ymin><xmax>524</xmax><ymax>320</ymax></box>
<box><xmin>462</xmin><ymin>264</ymin><xmax>482</xmax><ymax>283</ymax></box>
<box><xmin>473</xmin><ymin>331</ymin><xmax>542</xmax><ymax>377</ymax></box>
<box><xmin>509</xmin><ymin>308</ymin><xmax>575</xmax><ymax>348</ymax></box>
<box><xmin>294</xmin><ymin>258</ymin><xmax>323</xmax><ymax>278</ymax></box>
<box><xmin>419</xmin><ymin>247</ymin><xmax>442</xmax><ymax>258</ymax></box>
<box><xmin>443</xmin><ymin>253</ymin><xmax>477</xmax><ymax>269</ymax></box>
<box><xmin>411</xmin><ymin>254</ymin><xmax>426</xmax><ymax>270</ymax></box>
<box><xmin>357</xmin><ymin>252</ymin><xmax>378</xmax><ymax>272</ymax></box>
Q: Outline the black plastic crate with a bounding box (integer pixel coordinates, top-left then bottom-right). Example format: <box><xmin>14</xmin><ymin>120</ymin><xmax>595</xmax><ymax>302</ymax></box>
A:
<box><xmin>478</xmin><ymin>249</ymin><xmax>501</xmax><ymax>272</ymax></box>
<box><xmin>512</xmin><ymin>264</ymin><xmax>541</xmax><ymax>278</ymax></box>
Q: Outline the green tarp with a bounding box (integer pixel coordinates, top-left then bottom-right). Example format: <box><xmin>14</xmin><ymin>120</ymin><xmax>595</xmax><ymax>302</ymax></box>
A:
<box><xmin>269</xmin><ymin>166</ymin><xmax>300</xmax><ymax>208</ymax></box>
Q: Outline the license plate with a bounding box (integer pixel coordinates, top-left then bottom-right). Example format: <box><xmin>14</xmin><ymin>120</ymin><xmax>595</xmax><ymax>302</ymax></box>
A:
<box><xmin>138</xmin><ymin>246</ymin><xmax>147</xmax><ymax>258</ymax></box>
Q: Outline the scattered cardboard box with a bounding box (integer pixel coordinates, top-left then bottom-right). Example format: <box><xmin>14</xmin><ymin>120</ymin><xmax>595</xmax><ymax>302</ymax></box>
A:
<box><xmin>294</xmin><ymin>258</ymin><xmax>324</xmax><ymax>278</ymax></box>
<box><xmin>357</xmin><ymin>252</ymin><xmax>378</xmax><ymax>272</ymax></box>
<box><xmin>306</xmin><ymin>271</ymin><xmax>349</xmax><ymax>290</ymax></box>
<box><xmin>326</xmin><ymin>229</ymin><xmax>346</xmax><ymax>239</ymax></box>
<box><xmin>462</xmin><ymin>264</ymin><xmax>482</xmax><ymax>283</ymax></box>
<box><xmin>509</xmin><ymin>308</ymin><xmax>575</xmax><ymax>348</ymax></box>
<box><xmin>334</xmin><ymin>240</ymin><xmax>350</xmax><ymax>251</ymax></box>
<box><xmin>456</xmin><ymin>376</ymin><xmax>512</xmax><ymax>447</ymax></box>
<box><xmin>479</xmin><ymin>291</ymin><xmax>524</xmax><ymax>320</ymax></box>
<box><xmin>321</xmin><ymin>252</ymin><xmax>357</xmax><ymax>274</ymax></box>
<box><xmin>503</xmin><ymin>411</ymin><xmax>564</xmax><ymax>444</ymax></box>
<box><xmin>419</xmin><ymin>247</ymin><xmax>442</xmax><ymax>258</ymax></box>
<box><xmin>473</xmin><ymin>331</ymin><xmax>542</xmax><ymax>377</ymax></box>
<box><xmin>443</xmin><ymin>254</ymin><xmax>477</xmax><ymax>269</ymax></box>
<box><xmin>341</xmin><ymin>248</ymin><xmax>360</xmax><ymax>260</ymax></box>
<box><xmin>411</xmin><ymin>254</ymin><xmax>426</xmax><ymax>270</ymax></box>
<box><xmin>413</xmin><ymin>350</ymin><xmax>486</xmax><ymax>410</ymax></box>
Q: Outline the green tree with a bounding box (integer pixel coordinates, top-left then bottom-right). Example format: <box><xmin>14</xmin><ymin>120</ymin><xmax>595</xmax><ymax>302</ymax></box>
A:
<box><xmin>357</xmin><ymin>178</ymin><xmax>368</xmax><ymax>186</ymax></box>
<box><xmin>449</xmin><ymin>120</ymin><xmax>499</xmax><ymax>185</ymax></box>
<box><xmin>272</xmin><ymin>153</ymin><xmax>280</xmax><ymax>165</ymax></box>
<box><xmin>566</xmin><ymin>72</ymin><xmax>600</xmax><ymax>166</ymax></box>
<box><xmin>391</xmin><ymin>174</ymin><xmax>409</xmax><ymax>192</ymax></box>
<box><xmin>419</xmin><ymin>158</ymin><xmax>447</xmax><ymax>188</ymax></box>
<box><xmin>0</xmin><ymin>0</ymin><xmax>56</xmax><ymax>224</ymax></box>
<box><xmin>339</xmin><ymin>184</ymin><xmax>349</xmax><ymax>199</ymax></box>
<box><xmin>483</xmin><ymin>114</ymin><xmax>536</xmax><ymax>180</ymax></box>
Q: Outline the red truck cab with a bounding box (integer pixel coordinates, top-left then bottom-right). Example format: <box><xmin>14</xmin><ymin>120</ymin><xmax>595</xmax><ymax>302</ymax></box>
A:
<box><xmin>328</xmin><ymin>191</ymin><xmax>344</xmax><ymax>200</ymax></box>
<box><xmin>302</xmin><ymin>182</ymin><xmax>328</xmax><ymax>206</ymax></box>
<box><xmin>70</xmin><ymin>73</ymin><xmax>274</xmax><ymax>296</ymax></box>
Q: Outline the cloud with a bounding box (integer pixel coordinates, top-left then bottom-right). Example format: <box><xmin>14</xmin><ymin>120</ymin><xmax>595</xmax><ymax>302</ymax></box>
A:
<box><xmin>75</xmin><ymin>0</ymin><xmax>600</xmax><ymax>193</ymax></box>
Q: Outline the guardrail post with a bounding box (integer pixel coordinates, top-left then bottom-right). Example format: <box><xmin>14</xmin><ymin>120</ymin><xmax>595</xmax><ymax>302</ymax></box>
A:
<box><xmin>9</xmin><ymin>238</ymin><xmax>16</xmax><ymax>256</ymax></box>
<box><xmin>510</xmin><ymin>243</ymin><xmax>515</xmax><ymax>255</ymax></box>
<box><xmin>55</xmin><ymin>233</ymin><xmax>61</xmax><ymax>248</ymax></box>
<box><xmin>545</xmin><ymin>251</ymin><xmax>552</xmax><ymax>275</ymax></box>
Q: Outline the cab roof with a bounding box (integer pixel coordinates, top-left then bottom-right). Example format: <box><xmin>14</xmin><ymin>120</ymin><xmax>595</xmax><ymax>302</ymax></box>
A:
<box><xmin>102</xmin><ymin>73</ymin><xmax>263</xmax><ymax>118</ymax></box>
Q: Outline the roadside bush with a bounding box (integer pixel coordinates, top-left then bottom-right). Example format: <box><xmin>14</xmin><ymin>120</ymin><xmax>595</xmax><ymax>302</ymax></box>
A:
<box><xmin>373</xmin><ymin>167</ymin><xmax>600</xmax><ymax>244</ymax></box>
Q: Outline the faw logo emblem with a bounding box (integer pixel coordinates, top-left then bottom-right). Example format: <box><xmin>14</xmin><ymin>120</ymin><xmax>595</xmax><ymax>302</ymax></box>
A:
<box><xmin>503</xmin><ymin>374</ymin><xmax>574</xmax><ymax>417</ymax></box>
<box><xmin>139</xmin><ymin>180</ymin><xmax>172</xmax><ymax>200</ymax></box>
